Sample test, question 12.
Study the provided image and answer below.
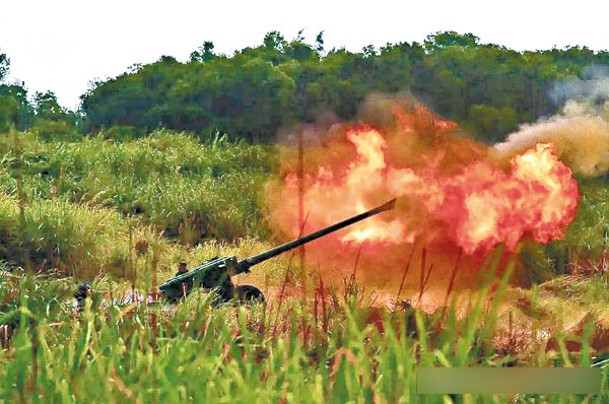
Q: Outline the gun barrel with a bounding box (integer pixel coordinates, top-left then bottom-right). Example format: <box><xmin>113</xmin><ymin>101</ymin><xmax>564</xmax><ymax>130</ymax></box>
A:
<box><xmin>238</xmin><ymin>198</ymin><xmax>396</xmax><ymax>270</ymax></box>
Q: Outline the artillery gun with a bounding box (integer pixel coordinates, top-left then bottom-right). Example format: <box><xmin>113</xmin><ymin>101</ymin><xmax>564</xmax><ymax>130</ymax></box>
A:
<box><xmin>160</xmin><ymin>199</ymin><xmax>396</xmax><ymax>303</ymax></box>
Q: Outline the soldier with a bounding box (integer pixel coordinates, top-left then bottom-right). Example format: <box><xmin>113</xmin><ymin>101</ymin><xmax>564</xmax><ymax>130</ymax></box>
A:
<box><xmin>175</xmin><ymin>262</ymin><xmax>188</xmax><ymax>277</ymax></box>
<box><xmin>174</xmin><ymin>262</ymin><xmax>193</xmax><ymax>297</ymax></box>
<box><xmin>73</xmin><ymin>282</ymin><xmax>92</xmax><ymax>313</ymax></box>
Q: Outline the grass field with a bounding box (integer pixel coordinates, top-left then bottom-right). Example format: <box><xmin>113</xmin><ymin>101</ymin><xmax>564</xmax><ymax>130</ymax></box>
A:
<box><xmin>0</xmin><ymin>129</ymin><xmax>608</xmax><ymax>402</ymax></box>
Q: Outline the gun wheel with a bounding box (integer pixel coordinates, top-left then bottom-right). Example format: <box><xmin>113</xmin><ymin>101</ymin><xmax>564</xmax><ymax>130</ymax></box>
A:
<box><xmin>236</xmin><ymin>285</ymin><xmax>265</xmax><ymax>303</ymax></box>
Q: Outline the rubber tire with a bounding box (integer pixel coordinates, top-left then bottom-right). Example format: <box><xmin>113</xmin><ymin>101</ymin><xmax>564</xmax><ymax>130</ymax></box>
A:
<box><xmin>235</xmin><ymin>285</ymin><xmax>265</xmax><ymax>303</ymax></box>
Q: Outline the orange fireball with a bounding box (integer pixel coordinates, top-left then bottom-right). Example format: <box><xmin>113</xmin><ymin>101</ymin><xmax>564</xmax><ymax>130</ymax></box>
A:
<box><xmin>265</xmin><ymin>104</ymin><xmax>580</xmax><ymax>291</ymax></box>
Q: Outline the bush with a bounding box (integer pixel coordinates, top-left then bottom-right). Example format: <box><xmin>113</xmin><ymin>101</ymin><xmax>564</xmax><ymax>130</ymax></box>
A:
<box><xmin>31</xmin><ymin>118</ymin><xmax>80</xmax><ymax>142</ymax></box>
<box><xmin>0</xmin><ymin>194</ymin><xmax>132</xmax><ymax>277</ymax></box>
<box><xmin>0</xmin><ymin>129</ymin><xmax>276</xmax><ymax>244</ymax></box>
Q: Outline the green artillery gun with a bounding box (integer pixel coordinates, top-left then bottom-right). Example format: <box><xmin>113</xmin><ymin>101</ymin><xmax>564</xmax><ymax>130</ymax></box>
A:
<box><xmin>159</xmin><ymin>198</ymin><xmax>396</xmax><ymax>303</ymax></box>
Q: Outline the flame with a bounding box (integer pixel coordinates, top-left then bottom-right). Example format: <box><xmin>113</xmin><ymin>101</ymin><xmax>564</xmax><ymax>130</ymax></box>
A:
<box><xmin>265</xmin><ymin>102</ymin><xmax>580</xmax><ymax>291</ymax></box>
<box><xmin>441</xmin><ymin>143</ymin><xmax>579</xmax><ymax>254</ymax></box>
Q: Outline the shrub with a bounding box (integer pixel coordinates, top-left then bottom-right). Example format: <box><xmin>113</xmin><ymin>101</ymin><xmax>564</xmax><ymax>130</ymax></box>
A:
<box><xmin>0</xmin><ymin>194</ymin><xmax>131</xmax><ymax>277</ymax></box>
<box><xmin>0</xmin><ymin>129</ymin><xmax>276</xmax><ymax>244</ymax></box>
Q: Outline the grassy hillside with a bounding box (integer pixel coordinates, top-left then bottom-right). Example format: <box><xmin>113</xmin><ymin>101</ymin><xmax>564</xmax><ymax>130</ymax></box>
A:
<box><xmin>0</xmin><ymin>129</ymin><xmax>608</xmax><ymax>401</ymax></box>
<box><xmin>0</xmin><ymin>129</ymin><xmax>275</xmax><ymax>241</ymax></box>
<box><xmin>1</xmin><ymin>261</ymin><xmax>608</xmax><ymax>402</ymax></box>
<box><xmin>0</xmin><ymin>129</ymin><xmax>277</xmax><ymax>278</ymax></box>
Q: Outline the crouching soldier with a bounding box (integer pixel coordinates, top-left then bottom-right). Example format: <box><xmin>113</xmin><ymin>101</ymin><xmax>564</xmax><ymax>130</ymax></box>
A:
<box><xmin>73</xmin><ymin>282</ymin><xmax>92</xmax><ymax>314</ymax></box>
<box><xmin>175</xmin><ymin>262</ymin><xmax>193</xmax><ymax>298</ymax></box>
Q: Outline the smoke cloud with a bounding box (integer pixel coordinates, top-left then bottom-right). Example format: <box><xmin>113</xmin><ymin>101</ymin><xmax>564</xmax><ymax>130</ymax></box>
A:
<box><xmin>495</xmin><ymin>65</ymin><xmax>609</xmax><ymax>177</ymax></box>
<box><xmin>264</xmin><ymin>94</ymin><xmax>579</xmax><ymax>304</ymax></box>
<box><xmin>494</xmin><ymin>114</ymin><xmax>609</xmax><ymax>177</ymax></box>
<box><xmin>550</xmin><ymin>65</ymin><xmax>609</xmax><ymax>108</ymax></box>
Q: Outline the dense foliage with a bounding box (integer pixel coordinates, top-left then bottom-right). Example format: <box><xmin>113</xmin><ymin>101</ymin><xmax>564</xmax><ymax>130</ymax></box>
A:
<box><xmin>0</xmin><ymin>50</ymin><xmax>79</xmax><ymax>136</ymax></box>
<box><xmin>79</xmin><ymin>31</ymin><xmax>609</xmax><ymax>143</ymax></box>
<box><xmin>4</xmin><ymin>32</ymin><xmax>609</xmax><ymax>144</ymax></box>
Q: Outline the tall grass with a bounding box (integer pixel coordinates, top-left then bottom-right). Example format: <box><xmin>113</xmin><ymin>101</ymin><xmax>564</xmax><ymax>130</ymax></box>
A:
<box><xmin>0</xmin><ymin>129</ymin><xmax>276</xmax><ymax>243</ymax></box>
<box><xmin>0</xmin><ymin>258</ymin><xmax>606</xmax><ymax>403</ymax></box>
<box><xmin>0</xmin><ymin>128</ymin><xmax>608</xmax><ymax>401</ymax></box>
<box><xmin>0</xmin><ymin>193</ymin><xmax>190</xmax><ymax>283</ymax></box>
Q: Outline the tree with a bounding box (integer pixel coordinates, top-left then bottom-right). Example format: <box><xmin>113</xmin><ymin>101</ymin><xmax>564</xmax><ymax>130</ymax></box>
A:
<box><xmin>202</xmin><ymin>55</ymin><xmax>296</xmax><ymax>141</ymax></box>
<box><xmin>81</xmin><ymin>55</ymin><xmax>185</xmax><ymax>133</ymax></box>
<box><xmin>468</xmin><ymin>104</ymin><xmax>518</xmax><ymax>143</ymax></box>
<box><xmin>0</xmin><ymin>51</ymin><xmax>9</xmax><ymax>82</ymax></box>
<box><xmin>78</xmin><ymin>30</ymin><xmax>609</xmax><ymax>144</ymax></box>
<box><xmin>0</xmin><ymin>83</ymin><xmax>34</xmax><ymax>131</ymax></box>
<box><xmin>34</xmin><ymin>91</ymin><xmax>65</xmax><ymax>120</ymax></box>
<box><xmin>424</xmin><ymin>31</ymin><xmax>480</xmax><ymax>51</ymax></box>
<box><xmin>189</xmin><ymin>41</ymin><xmax>216</xmax><ymax>63</ymax></box>
<box><xmin>263</xmin><ymin>31</ymin><xmax>287</xmax><ymax>52</ymax></box>
<box><xmin>373</xmin><ymin>43</ymin><xmax>414</xmax><ymax>93</ymax></box>
<box><xmin>30</xmin><ymin>90</ymin><xmax>80</xmax><ymax>139</ymax></box>
<box><xmin>315</xmin><ymin>31</ymin><xmax>325</xmax><ymax>53</ymax></box>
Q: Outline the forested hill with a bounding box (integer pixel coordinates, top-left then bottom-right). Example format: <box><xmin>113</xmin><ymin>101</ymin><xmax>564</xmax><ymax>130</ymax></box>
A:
<box><xmin>3</xmin><ymin>31</ymin><xmax>609</xmax><ymax>143</ymax></box>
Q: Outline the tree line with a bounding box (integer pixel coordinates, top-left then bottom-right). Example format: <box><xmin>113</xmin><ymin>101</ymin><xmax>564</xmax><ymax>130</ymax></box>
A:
<box><xmin>0</xmin><ymin>52</ymin><xmax>79</xmax><ymax>139</ymax></box>
<box><xmin>2</xmin><ymin>31</ymin><xmax>609</xmax><ymax>143</ymax></box>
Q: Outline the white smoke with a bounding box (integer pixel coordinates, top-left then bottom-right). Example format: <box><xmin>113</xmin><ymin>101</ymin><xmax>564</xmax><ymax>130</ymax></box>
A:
<box><xmin>494</xmin><ymin>66</ymin><xmax>609</xmax><ymax>177</ymax></box>
<box><xmin>551</xmin><ymin>65</ymin><xmax>609</xmax><ymax>110</ymax></box>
